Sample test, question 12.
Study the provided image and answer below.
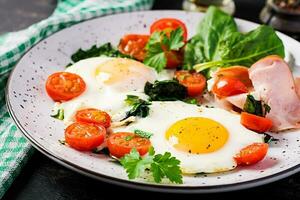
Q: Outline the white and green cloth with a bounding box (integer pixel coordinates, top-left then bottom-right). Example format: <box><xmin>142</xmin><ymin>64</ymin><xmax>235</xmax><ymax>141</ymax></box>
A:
<box><xmin>0</xmin><ymin>0</ymin><xmax>154</xmax><ymax>197</ymax></box>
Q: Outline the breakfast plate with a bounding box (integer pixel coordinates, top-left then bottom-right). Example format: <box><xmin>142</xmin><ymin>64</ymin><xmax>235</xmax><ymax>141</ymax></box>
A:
<box><xmin>6</xmin><ymin>10</ymin><xmax>300</xmax><ymax>193</ymax></box>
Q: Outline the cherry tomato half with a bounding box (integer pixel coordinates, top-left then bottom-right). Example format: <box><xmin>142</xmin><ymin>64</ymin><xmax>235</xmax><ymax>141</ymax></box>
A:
<box><xmin>75</xmin><ymin>108</ymin><xmax>111</xmax><ymax>128</ymax></box>
<box><xmin>212</xmin><ymin>76</ymin><xmax>248</xmax><ymax>97</ymax></box>
<box><xmin>150</xmin><ymin>18</ymin><xmax>188</xmax><ymax>41</ymax></box>
<box><xmin>107</xmin><ymin>132</ymin><xmax>151</xmax><ymax>158</ymax></box>
<box><xmin>234</xmin><ymin>143</ymin><xmax>268</xmax><ymax>166</ymax></box>
<box><xmin>65</xmin><ymin>122</ymin><xmax>106</xmax><ymax>151</ymax></box>
<box><xmin>118</xmin><ymin>34</ymin><xmax>149</xmax><ymax>61</ymax></box>
<box><xmin>46</xmin><ymin>72</ymin><xmax>86</xmax><ymax>102</ymax></box>
<box><xmin>175</xmin><ymin>70</ymin><xmax>206</xmax><ymax>96</ymax></box>
<box><xmin>215</xmin><ymin>66</ymin><xmax>252</xmax><ymax>88</ymax></box>
<box><xmin>240</xmin><ymin>112</ymin><xmax>273</xmax><ymax>133</ymax></box>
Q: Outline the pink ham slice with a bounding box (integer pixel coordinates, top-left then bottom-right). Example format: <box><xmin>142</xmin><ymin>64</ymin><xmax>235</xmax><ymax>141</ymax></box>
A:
<box><xmin>295</xmin><ymin>77</ymin><xmax>300</xmax><ymax>97</ymax></box>
<box><xmin>249</xmin><ymin>55</ymin><xmax>300</xmax><ymax>131</ymax></box>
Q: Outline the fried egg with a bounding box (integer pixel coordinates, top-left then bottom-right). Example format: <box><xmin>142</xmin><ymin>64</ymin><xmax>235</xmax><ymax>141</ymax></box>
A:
<box><xmin>55</xmin><ymin>57</ymin><xmax>172</xmax><ymax>124</ymax></box>
<box><xmin>113</xmin><ymin>101</ymin><xmax>265</xmax><ymax>174</ymax></box>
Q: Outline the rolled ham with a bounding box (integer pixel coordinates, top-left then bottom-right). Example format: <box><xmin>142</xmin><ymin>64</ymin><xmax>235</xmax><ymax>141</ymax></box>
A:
<box><xmin>249</xmin><ymin>55</ymin><xmax>300</xmax><ymax>131</ymax></box>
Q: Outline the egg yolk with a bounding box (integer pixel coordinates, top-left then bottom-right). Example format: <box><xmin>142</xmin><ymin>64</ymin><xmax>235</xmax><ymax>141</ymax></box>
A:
<box><xmin>165</xmin><ymin>117</ymin><xmax>229</xmax><ymax>154</ymax></box>
<box><xmin>95</xmin><ymin>58</ymin><xmax>155</xmax><ymax>84</ymax></box>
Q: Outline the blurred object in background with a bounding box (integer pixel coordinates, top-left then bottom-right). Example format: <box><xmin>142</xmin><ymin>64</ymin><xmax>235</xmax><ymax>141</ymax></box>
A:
<box><xmin>182</xmin><ymin>0</ymin><xmax>235</xmax><ymax>15</ymax></box>
<box><xmin>260</xmin><ymin>0</ymin><xmax>300</xmax><ymax>40</ymax></box>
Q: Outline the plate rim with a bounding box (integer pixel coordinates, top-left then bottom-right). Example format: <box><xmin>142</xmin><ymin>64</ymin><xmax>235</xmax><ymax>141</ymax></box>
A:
<box><xmin>5</xmin><ymin>10</ymin><xmax>300</xmax><ymax>193</ymax></box>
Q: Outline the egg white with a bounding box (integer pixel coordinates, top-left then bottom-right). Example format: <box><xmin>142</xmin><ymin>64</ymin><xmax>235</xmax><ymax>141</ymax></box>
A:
<box><xmin>54</xmin><ymin>57</ymin><xmax>173</xmax><ymax>124</ymax></box>
<box><xmin>113</xmin><ymin>101</ymin><xmax>265</xmax><ymax>174</ymax></box>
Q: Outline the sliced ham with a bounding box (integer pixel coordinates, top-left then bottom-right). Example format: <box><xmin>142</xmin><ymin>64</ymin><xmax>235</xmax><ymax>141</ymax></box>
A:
<box><xmin>249</xmin><ymin>55</ymin><xmax>300</xmax><ymax>131</ymax></box>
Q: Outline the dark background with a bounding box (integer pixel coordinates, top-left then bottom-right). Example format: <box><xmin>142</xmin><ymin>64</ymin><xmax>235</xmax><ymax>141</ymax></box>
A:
<box><xmin>2</xmin><ymin>0</ymin><xmax>300</xmax><ymax>199</ymax></box>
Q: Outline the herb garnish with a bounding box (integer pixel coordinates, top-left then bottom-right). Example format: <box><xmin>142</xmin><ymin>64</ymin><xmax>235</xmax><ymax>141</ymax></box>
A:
<box><xmin>51</xmin><ymin>109</ymin><xmax>64</xmax><ymax>120</ymax></box>
<box><xmin>120</xmin><ymin>147</ymin><xmax>182</xmax><ymax>184</ymax></box>
<box><xmin>144</xmin><ymin>80</ymin><xmax>187</xmax><ymax>101</ymax></box>
<box><xmin>134</xmin><ymin>129</ymin><xmax>153</xmax><ymax>139</ymax></box>
<box><xmin>123</xmin><ymin>95</ymin><xmax>151</xmax><ymax>119</ymax></box>
<box><xmin>144</xmin><ymin>27</ymin><xmax>185</xmax><ymax>72</ymax></box>
<box><xmin>243</xmin><ymin>95</ymin><xmax>271</xmax><ymax>117</ymax></box>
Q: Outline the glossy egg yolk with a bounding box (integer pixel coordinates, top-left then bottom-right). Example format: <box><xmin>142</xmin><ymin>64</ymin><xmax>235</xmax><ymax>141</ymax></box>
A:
<box><xmin>165</xmin><ymin>117</ymin><xmax>229</xmax><ymax>154</ymax></box>
<box><xmin>95</xmin><ymin>58</ymin><xmax>156</xmax><ymax>90</ymax></box>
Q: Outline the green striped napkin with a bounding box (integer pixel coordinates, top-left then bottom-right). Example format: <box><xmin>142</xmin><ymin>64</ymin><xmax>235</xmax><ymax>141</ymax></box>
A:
<box><xmin>0</xmin><ymin>0</ymin><xmax>154</xmax><ymax>197</ymax></box>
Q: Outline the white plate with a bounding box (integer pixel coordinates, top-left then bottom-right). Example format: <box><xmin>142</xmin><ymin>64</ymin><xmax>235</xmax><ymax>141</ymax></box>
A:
<box><xmin>6</xmin><ymin>10</ymin><xmax>300</xmax><ymax>193</ymax></box>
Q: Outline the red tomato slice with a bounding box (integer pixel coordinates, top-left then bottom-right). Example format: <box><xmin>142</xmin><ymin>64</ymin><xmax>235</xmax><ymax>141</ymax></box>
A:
<box><xmin>75</xmin><ymin>108</ymin><xmax>111</xmax><ymax>128</ymax></box>
<box><xmin>240</xmin><ymin>112</ymin><xmax>273</xmax><ymax>133</ymax></box>
<box><xmin>215</xmin><ymin>66</ymin><xmax>252</xmax><ymax>88</ymax></box>
<box><xmin>212</xmin><ymin>76</ymin><xmax>248</xmax><ymax>97</ymax></box>
<box><xmin>150</xmin><ymin>18</ymin><xmax>188</xmax><ymax>41</ymax></box>
<box><xmin>46</xmin><ymin>72</ymin><xmax>86</xmax><ymax>102</ymax></box>
<box><xmin>65</xmin><ymin>122</ymin><xmax>106</xmax><ymax>151</ymax></box>
<box><xmin>118</xmin><ymin>34</ymin><xmax>149</xmax><ymax>61</ymax></box>
<box><xmin>234</xmin><ymin>143</ymin><xmax>268</xmax><ymax>166</ymax></box>
<box><xmin>107</xmin><ymin>132</ymin><xmax>151</xmax><ymax>158</ymax></box>
<box><xmin>175</xmin><ymin>70</ymin><xmax>206</xmax><ymax>96</ymax></box>
<box><xmin>164</xmin><ymin>50</ymin><xmax>183</xmax><ymax>69</ymax></box>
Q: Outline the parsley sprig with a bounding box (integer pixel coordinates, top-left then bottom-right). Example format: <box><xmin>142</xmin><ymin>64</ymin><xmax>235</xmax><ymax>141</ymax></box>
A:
<box><xmin>144</xmin><ymin>27</ymin><xmax>185</xmax><ymax>72</ymax></box>
<box><xmin>120</xmin><ymin>147</ymin><xmax>182</xmax><ymax>184</ymax></box>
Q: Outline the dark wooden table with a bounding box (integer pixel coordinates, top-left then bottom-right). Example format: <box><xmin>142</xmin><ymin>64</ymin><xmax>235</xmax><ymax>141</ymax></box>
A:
<box><xmin>2</xmin><ymin>0</ymin><xmax>300</xmax><ymax>199</ymax></box>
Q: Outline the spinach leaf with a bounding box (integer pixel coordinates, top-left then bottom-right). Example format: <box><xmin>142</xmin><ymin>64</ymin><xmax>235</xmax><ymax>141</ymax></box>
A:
<box><xmin>183</xmin><ymin>6</ymin><xmax>237</xmax><ymax>70</ymax></box>
<box><xmin>123</xmin><ymin>95</ymin><xmax>151</xmax><ymax>119</ymax></box>
<box><xmin>70</xmin><ymin>43</ymin><xmax>131</xmax><ymax>63</ymax></box>
<box><xmin>243</xmin><ymin>95</ymin><xmax>272</xmax><ymax>117</ymax></box>
<box><xmin>144</xmin><ymin>80</ymin><xmax>188</xmax><ymax>101</ymax></box>
<box><xmin>194</xmin><ymin>25</ymin><xmax>285</xmax><ymax>72</ymax></box>
<box><xmin>243</xmin><ymin>95</ymin><xmax>263</xmax><ymax>116</ymax></box>
<box><xmin>183</xmin><ymin>6</ymin><xmax>285</xmax><ymax>77</ymax></box>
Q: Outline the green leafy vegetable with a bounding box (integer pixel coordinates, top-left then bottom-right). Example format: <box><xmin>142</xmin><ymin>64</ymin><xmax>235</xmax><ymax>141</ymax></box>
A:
<box><xmin>243</xmin><ymin>95</ymin><xmax>271</xmax><ymax>117</ymax></box>
<box><xmin>243</xmin><ymin>95</ymin><xmax>263</xmax><ymax>116</ymax></box>
<box><xmin>120</xmin><ymin>147</ymin><xmax>182</xmax><ymax>184</ymax></box>
<box><xmin>264</xmin><ymin>133</ymin><xmax>279</xmax><ymax>143</ymax></box>
<box><xmin>184</xmin><ymin>6</ymin><xmax>285</xmax><ymax>77</ymax></box>
<box><xmin>193</xmin><ymin>26</ymin><xmax>285</xmax><ymax>73</ymax></box>
<box><xmin>263</xmin><ymin>103</ymin><xmax>271</xmax><ymax>115</ymax></box>
<box><xmin>134</xmin><ymin>129</ymin><xmax>153</xmax><ymax>139</ymax></box>
<box><xmin>70</xmin><ymin>43</ymin><xmax>131</xmax><ymax>63</ymax></box>
<box><xmin>144</xmin><ymin>28</ymin><xmax>184</xmax><ymax>72</ymax></box>
<box><xmin>125</xmin><ymin>135</ymin><xmax>134</xmax><ymax>141</ymax></box>
<box><xmin>58</xmin><ymin>139</ymin><xmax>66</xmax><ymax>145</ymax></box>
<box><xmin>51</xmin><ymin>109</ymin><xmax>64</xmax><ymax>120</ymax></box>
<box><xmin>144</xmin><ymin>80</ymin><xmax>187</xmax><ymax>101</ymax></box>
<box><xmin>123</xmin><ymin>95</ymin><xmax>151</xmax><ymax>119</ymax></box>
<box><xmin>184</xmin><ymin>6</ymin><xmax>237</xmax><ymax>70</ymax></box>
<box><xmin>183</xmin><ymin>98</ymin><xmax>198</xmax><ymax>105</ymax></box>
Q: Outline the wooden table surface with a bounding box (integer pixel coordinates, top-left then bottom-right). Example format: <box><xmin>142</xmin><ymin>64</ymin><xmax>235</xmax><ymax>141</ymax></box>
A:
<box><xmin>2</xmin><ymin>0</ymin><xmax>300</xmax><ymax>199</ymax></box>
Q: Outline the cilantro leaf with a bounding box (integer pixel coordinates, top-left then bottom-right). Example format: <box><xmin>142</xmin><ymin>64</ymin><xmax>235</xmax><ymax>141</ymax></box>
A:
<box><xmin>144</xmin><ymin>48</ymin><xmax>166</xmax><ymax>73</ymax></box>
<box><xmin>144</xmin><ymin>28</ymin><xmax>184</xmax><ymax>72</ymax></box>
<box><xmin>134</xmin><ymin>129</ymin><xmax>153</xmax><ymax>139</ymax></box>
<box><xmin>119</xmin><ymin>147</ymin><xmax>182</xmax><ymax>184</ymax></box>
<box><xmin>120</xmin><ymin>148</ymin><xmax>153</xmax><ymax>179</ymax></box>
<box><xmin>167</xmin><ymin>27</ymin><xmax>185</xmax><ymax>51</ymax></box>
<box><xmin>151</xmin><ymin>152</ymin><xmax>182</xmax><ymax>184</ymax></box>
